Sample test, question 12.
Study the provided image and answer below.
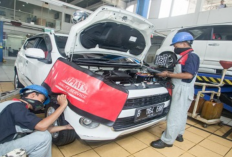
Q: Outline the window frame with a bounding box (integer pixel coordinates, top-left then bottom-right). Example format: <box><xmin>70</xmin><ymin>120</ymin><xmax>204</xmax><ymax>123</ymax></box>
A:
<box><xmin>178</xmin><ymin>26</ymin><xmax>212</xmax><ymax>41</ymax></box>
<box><xmin>24</xmin><ymin>34</ymin><xmax>53</xmax><ymax>64</ymax></box>
<box><xmin>23</xmin><ymin>38</ymin><xmax>39</xmax><ymax>49</ymax></box>
<box><xmin>212</xmin><ymin>25</ymin><xmax>232</xmax><ymax>41</ymax></box>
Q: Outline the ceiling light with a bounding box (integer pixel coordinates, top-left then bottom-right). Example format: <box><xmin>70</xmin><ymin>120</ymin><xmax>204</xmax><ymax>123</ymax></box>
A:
<box><xmin>41</xmin><ymin>0</ymin><xmax>63</xmax><ymax>7</ymax></box>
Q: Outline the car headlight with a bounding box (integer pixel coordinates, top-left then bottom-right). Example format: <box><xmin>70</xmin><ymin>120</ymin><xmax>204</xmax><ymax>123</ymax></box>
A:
<box><xmin>79</xmin><ymin>117</ymin><xmax>100</xmax><ymax>129</ymax></box>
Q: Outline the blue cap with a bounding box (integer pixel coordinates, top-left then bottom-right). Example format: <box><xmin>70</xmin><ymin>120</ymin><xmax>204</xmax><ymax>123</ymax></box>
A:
<box><xmin>170</xmin><ymin>32</ymin><xmax>194</xmax><ymax>46</ymax></box>
<box><xmin>20</xmin><ymin>85</ymin><xmax>50</xmax><ymax>105</ymax></box>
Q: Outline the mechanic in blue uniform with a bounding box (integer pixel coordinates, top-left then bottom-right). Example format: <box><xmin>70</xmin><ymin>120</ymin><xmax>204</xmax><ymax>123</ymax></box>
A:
<box><xmin>0</xmin><ymin>85</ymin><xmax>73</xmax><ymax>157</ymax></box>
<box><xmin>150</xmin><ymin>32</ymin><xmax>200</xmax><ymax>148</ymax></box>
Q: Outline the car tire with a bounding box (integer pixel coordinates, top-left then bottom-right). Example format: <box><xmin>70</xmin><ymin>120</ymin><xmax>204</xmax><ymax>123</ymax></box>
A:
<box><xmin>159</xmin><ymin>51</ymin><xmax>177</xmax><ymax>69</ymax></box>
<box><xmin>45</xmin><ymin>101</ymin><xmax>76</xmax><ymax>146</ymax></box>
<box><xmin>14</xmin><ymin>72</ymin><xmax>24</xmax><ymax>89</ymax></box>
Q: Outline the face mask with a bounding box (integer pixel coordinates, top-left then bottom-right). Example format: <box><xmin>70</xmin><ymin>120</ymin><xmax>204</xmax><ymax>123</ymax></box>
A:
<box><xmin>174</xmin><ymin>48</ymin><xmax>191</xmax><ymax>54</ymax></box>
<box><xmin>22</xmin><ymin>98</ymin><xmax>44</xmax><ymax>111</ymax></box>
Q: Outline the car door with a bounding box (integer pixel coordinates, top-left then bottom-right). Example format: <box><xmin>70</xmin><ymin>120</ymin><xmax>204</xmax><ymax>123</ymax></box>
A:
<box><xmin>17</xmin><ymin>37</ymin><xmax>39</xmax><ymax>86</ymax></box>
<box><xmin>24</xmin><ymin>34</ymin><xmax>53</xmax><ymax>85</ymax></box>
<box><xmin>204</xmin><ymin>25</ymin><xmax>232</xmax><ymax>71</ymax></box>
<box><xmin>179</xmin><ymin>26</ymin><xmax>212</xmax><ymax>64</ymax></box>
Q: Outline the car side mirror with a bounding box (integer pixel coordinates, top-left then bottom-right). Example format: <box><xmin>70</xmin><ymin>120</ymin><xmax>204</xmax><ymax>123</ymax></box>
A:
<box><xmin>25</xmin><ymin>48</ymin><xmax>45</xmax><ymax>59</ymax></box>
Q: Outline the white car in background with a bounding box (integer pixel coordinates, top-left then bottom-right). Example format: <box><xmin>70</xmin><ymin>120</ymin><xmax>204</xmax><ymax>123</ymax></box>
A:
<box><xmin>14</xmin><ymin>6</ymin><xmax>171</xmax><ymax>146</ymax></box>
<box><xmin>156</xmin><ymin>24</ymin><xmax>232</xmax><ymax>75</ymax></box>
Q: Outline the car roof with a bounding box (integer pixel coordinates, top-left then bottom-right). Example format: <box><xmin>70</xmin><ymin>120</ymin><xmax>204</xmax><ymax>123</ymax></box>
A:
<box><xmin>30</xmin><ymin>32</ymin><xmax>68</xmax><ymax>38</ymax></box>
<box><xmin>177</xmin><ymin>23</ymin><xmax>232</xmax><ymax>31</ymax></box>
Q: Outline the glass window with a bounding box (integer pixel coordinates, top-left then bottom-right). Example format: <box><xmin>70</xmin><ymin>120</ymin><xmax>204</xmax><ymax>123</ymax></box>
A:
<box><xmin>41</xmin><ymin>8</ymin><xmax>61</xmax><ymax>28</ymax></box>
<box><xmin>24</xmin><ymin>38</ymin><xmax>37</xmax><ymax>49</ymax></box>
<box><xmin>65</xmin><ymin>14</ymin><xmax>71</xmax><ymax>23</ymax></box>
<box><xmin>159</xmin><ymin>0</ymin><xmax>172</xmax><ymax>18</ymax></box>
<box><xmin>212</xmin><ymin>26</ymin><xmax>232</xmax><ymax>40</ymax></box>
<box><xmin>15</xmin><ymin>1</ymin><xmax>42</xmax><ymax>23</ymax></box>
<box><xmin>54</xmin><ymin>35</ymin><xmax>68</xmax><ymax>56</ymax></box>
<box><xmin>0</xmin><ymin>0</ymin><xmax>14</xmax><ymax>9</ymax></box>
<box><xmin>171</xmin><ymin>0</ymin><xmax>197</xmax><ymax>17</ymax></box>
<box><xmin>178</xmin><ymin>27</ymin><xmax>212</xmax><ymax>40</ymax></box>
<box><xmin>202</xmin><ymin>0</ymin><xmax>232</xmax><ymax>11</ymax></box>
<box><xmin>0</xmin><ymin>0</ymin><xmax>14</xmax><ymax>20</ymax></box>
<box><xmin>36</xmin><ymin>38</ymin><xmax>47</xmax><ymax>51</ymax></box>
<box><xmin>6</xmin><ymin>34</ymin><xmax>26</xmax><ymax>57</ymax></box>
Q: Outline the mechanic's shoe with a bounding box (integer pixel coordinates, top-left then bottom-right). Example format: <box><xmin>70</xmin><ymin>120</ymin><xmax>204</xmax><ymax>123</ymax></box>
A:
<box><xmin>150</xmin><ymin>139</ymin><xmax>173</xmax><ymax>149</ymax></box>
<box><xmin>162</xmin><ymin>131</ymin><xmax>184</xmax><ymax>142</ymax></box>
<box><xmin>176</xmin><ymin>135</ymin><xmax>184</xmax><ymax>142</ymax></box>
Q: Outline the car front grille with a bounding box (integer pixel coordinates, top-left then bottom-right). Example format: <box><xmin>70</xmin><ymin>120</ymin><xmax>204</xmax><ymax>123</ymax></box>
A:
<box><xmin>113</xmin><ymin>106</ymin><xmax>170</xmax><ymax>131</ymax></box>
<box><xmin>123</xmin><ymin>93</ymin><xmax>170</xmax><ymax>109</ymax></box>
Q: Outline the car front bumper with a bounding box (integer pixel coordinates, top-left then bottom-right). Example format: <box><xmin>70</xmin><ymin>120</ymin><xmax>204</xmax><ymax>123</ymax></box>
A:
<box><xmin>64</xmin><ymin>100</ymin><xmax>170</xmax><ymax>141</ymax></box>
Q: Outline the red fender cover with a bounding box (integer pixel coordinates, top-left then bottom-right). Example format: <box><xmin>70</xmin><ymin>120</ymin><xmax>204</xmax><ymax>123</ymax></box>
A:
<box><xmin>43</xmin><ymin>58</ymin><xmax>128</xmax><ymax>127</ymax></box>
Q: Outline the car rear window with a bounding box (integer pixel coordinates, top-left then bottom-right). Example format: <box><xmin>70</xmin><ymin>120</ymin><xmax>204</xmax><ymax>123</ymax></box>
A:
<box><xmin>213</xmin><ymin>26</ymin><xmax>232</xmax><ymax>40</ymax></box>
<box><xmin>54</xmin><ymin>35</ymin><xmax>68</xmax><ymax>57</ymax></box>
<box><xmin>178</xmin><ymin>27</ymin><xmax>211</xmax><ymax>40</ymax></box>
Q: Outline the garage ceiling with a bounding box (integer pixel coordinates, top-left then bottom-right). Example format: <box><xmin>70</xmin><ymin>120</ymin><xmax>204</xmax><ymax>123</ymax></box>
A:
<box><xmin>59</xmin><ymin>0</ymin><xmax>136</xmax><ymax>10</ymax></box>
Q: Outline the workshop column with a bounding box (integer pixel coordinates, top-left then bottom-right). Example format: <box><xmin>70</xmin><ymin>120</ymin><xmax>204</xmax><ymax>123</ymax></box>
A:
<box><xmin>136</xmin><ymin>0</ymin><xmax>151</xmax><ymax>18</ymax></box>
<box><xmin>0</xmin><ymin>21</ymin><xmax>3</xmax><ymax>62</ymax></box>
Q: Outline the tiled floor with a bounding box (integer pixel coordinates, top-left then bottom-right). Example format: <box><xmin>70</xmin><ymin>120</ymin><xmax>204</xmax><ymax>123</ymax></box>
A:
<box><xmin>51</xmin><ymin>121</ymin><xmax>232</xmax><ymax>157</ymax></box>
<box><xmin>1</xmin><ymin>60</ymin><xmax>232</xmax><ymax>157</ymax></box>
<box><xmin>0</xmin><ymin>59</ymin><xmax>15</xmax><ymax>82</ymax></box>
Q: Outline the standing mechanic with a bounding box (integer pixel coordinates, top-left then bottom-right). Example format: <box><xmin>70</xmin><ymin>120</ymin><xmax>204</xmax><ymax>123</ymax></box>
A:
<box><xmin>0</xmin><ymin>85</ymin><xmax>73</xmax><ymax>157</ymax></box>
<box><xmin>150</xmin><ymin>32</ymin><xmax>200</xmax><ymax>148</ymax></box>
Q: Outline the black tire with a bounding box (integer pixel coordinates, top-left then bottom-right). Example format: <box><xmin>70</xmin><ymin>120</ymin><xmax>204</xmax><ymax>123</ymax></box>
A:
<box><xmin>159</xmin><ymin>51</ymin><xmax>177</xmax><ymax>69</ymax></box>
<box><xmin>45</xmin><ymin>102</ymin><xmax>76</xmax><ymax>146</ymax></box>
<box><xmin>14</xmin><ymin>71</ymin><xmax>24</xmax><ymax>89</ymax></box>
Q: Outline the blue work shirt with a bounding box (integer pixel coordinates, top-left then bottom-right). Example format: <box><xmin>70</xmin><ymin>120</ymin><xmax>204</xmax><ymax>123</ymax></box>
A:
<box><xmin>179</xmin><ymin>51</ymin><xmax>200</xmax><ymax>83</ymax></box>
<box><xmin>0</xmin><ymin>101</ymin><xmax>41</xmax><ymax>144</ymax></box>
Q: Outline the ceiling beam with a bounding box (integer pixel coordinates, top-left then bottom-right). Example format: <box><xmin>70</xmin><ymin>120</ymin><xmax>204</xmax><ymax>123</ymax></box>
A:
<box><xmin>70</xmin><ymin>0</ymin><xmax>83</xmax><ymax>5</ymax></box>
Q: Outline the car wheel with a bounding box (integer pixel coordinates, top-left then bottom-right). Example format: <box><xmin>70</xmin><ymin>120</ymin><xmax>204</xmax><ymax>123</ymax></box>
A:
<box><xmin>45</xmin><ymin>102</ymin><xmax>76</xmax><ymax>146</ymax></box>
<box><xmin>160</xmin><ymin>51</ymin><xmax>177</xmax><ymax>68</ymax></box>
<box><xmin>14</xmin><ymin>72</ymin><xmax>24</xmax><ymax>89</ymax></box>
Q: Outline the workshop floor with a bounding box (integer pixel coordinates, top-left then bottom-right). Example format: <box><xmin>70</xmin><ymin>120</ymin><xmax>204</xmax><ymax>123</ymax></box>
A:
<box><xmin>1</xmin><ymin>60</ymin><xmax>232</xmax><ymax>157</ymax></box>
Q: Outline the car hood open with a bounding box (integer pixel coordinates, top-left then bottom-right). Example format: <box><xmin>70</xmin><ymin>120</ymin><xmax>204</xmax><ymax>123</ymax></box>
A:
<box><xmin>65</xmin><ymin>6</ymin><xmax>154</xmax><ymax>62</ymax></box>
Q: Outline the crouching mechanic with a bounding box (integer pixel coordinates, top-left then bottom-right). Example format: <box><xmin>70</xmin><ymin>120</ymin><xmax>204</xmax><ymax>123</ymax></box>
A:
<box><xmin>0</xmin><ymin>85</ymin><xmax>73</xmax><ymax>157</ymax></box>
<box><xmin>150</xmin><ymin>32</ymin><xmax>200</xmax><ymax>148</ymax></box>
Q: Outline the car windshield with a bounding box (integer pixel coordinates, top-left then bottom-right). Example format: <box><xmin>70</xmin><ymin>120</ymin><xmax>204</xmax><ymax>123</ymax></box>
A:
<box><xmin>54</xmin><ymin>35</ymin><xmax>68</xmax><ymax>57</ymax></box>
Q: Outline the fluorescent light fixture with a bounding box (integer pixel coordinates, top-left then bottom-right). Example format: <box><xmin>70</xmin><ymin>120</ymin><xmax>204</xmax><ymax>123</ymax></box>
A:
<box><xmin>41</xmin><ymin>0</ymin><xmax>63</xmax><ymax>7</ymax></box>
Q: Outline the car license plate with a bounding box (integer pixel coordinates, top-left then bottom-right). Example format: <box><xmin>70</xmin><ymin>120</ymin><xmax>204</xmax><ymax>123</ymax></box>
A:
<box><xmin>134</xmin><ymin>104</ymin><xmax>164</xmax><ymax>122</ymax></box>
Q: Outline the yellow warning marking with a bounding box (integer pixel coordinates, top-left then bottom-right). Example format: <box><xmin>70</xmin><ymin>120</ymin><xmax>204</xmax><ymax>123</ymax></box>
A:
<box><xmin>197</xmin><ymin>76</ymin><xmax>232</xmax><ymax>85</ymax></box>
<box><xmin>217</xmin><ymin>78</ymin><xmax>221</xmax><ymax>82</ymax></box>
<box><xmin>202</xmin><ymin>76</ymin><xmax>210</xmax><ymax>82</ymax></box>
<box><xmin>225</xmin><ymin>80</ymin><xmax>232</xmax><ymax>85</ymax></box>
<box><xmin>209</xmin><ymin>77</ymin><xmax>217</xmax><ymax>83</ymax></box>
<box><xmin>197</xmin><ymin>76</ymin><xmax>203</xmax><ymax>81</ymax></box>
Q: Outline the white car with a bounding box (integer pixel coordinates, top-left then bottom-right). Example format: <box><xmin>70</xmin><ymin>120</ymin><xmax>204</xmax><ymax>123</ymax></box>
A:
<box><xmin>156</xmin><ymin>24</ymin><xmax>232</xmax><ymax>76</ymax></box>
<box><xmin>14</xmin><ymin>6</ymin><xmax>171</xmax><ymax>146</ymax></box>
